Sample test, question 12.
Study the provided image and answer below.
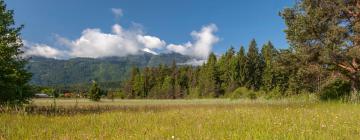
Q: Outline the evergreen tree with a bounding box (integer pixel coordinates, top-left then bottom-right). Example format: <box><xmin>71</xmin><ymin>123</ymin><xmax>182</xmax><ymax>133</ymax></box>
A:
<box><xmin>203</xmin><ymin>53</ymin><xmax>222</xmax><ymax>97</ymax></box>
<box><xmin>124</xmin><ymin>66</ymin><xmax>140</xmax><ymax>98</ymax></box>
<box><xmin>218</xmin><ymin>47</ymin><xmax>237</xmax><ymax>92</ymax></box>
<box><xmin>237</xmin><ymin>46</ymin><xmax>247</xmax><ymax>86</ymax></box>
<box><xmin>245</xmin><ymin>39</ymin><xmax>263</xmax><ymax>90</ymax></box>
<box><xmin>170</xmin><ymin>60</ymin><xmax>177</xmax><ymax>99</ymax></box>
<box><xmin>0</xmin><ymin>0</ymin><xmax>33</xmax><ymax>105</ymax></box>
<box><xmin>261</xmin><ymin>42</ymin><xmax>277</xmax><ymax>92</ymax></box>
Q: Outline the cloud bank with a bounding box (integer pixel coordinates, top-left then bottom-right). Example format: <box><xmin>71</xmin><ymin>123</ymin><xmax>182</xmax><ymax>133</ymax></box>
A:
<box><xmin>23</xmin><ymin>41</ymin><xmax>64</xmax><ymax>58</ymax></box>
<box><xmin>24</xmin><ymin>9</ymin><xmax>219</xmax><ymax>59</ymax></box>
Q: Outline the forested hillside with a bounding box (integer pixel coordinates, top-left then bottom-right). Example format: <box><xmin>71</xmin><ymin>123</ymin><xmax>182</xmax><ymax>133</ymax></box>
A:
<box><xmin>27</xmin><ymin>52</ymin><xmax>192</xmax><ymax>86</ymax></box>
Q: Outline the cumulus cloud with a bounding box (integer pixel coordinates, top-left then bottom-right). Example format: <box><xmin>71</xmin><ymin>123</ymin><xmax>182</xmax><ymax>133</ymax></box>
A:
<box><xmin>137</xmin><ymin>35</ymin><xmax>166</xmax><ymax>49</ymax></box>
<box><xmin>166</xmin><ymin>24</ymin><xmax>219</xmax><ymax>59</ymax></box>
<box><xmin>54</xmin><ymin>23</ymin><xmax>167</xmax><ymax>58</ymax></box>
<box><xmin>23</xmin><ymin>41</ymin><xmax>64</xmax><ymax>58</ymax></box>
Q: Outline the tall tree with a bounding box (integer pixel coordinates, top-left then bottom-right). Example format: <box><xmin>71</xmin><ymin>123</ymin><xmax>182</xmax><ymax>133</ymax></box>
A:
<box><xmin>281</xmin><ymin>0</ymin><xmax>360</xmax><ymax>99</ymax></box>
<box><xmin>124</xmin><ymin>66</ymin><xmax>140</xmax><ymax>98</ymax></box>
<box><xmin>245</xmin><ymin>39</ymin><xmax>263</xmax><ymax>90</ymax></box>
<box><xmin>261</xmin><ymin>41</ymin><xmax>277</xmax><ymax>92</ymax></box>
<box><xmin>0</xmin><ymin>0</ymin><xmax>33</xmax><ymax>105</ymax></box>
<box><xmin>170</xmin><ymin>60</ymin><xmax>177</xmax><ymax>99</ymax></box>
<box><xmin>199</xmin><ymin>53</ymin><xmax>222</xmax><ymax>97</ymax></box>
<box><xmin>218</xmin><ymin>47</ymin><xmax>237</xmax><ymax>92</ymax></box>
<box><xmin>237</xmin><ymin>46</ymin><xmax>247</xmax><ymax>86</ymax></box>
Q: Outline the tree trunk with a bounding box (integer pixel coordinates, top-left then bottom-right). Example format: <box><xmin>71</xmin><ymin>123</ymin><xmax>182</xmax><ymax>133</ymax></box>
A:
<box><xmin>350</xmin><ymin>74</ymin><xmax>359</xmax><ymax>102</ymax></box>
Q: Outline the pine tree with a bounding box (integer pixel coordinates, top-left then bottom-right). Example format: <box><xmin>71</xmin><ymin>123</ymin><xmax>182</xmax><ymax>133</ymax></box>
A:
<box><xmin>281</xmin><ymin>0</ymin><xmax>360</xmax><ymax>99</ymax></box>
<box><xmin>0</xmin><ymin>0</ymin><xmax>33</xmax><ymax>105</ymax></box>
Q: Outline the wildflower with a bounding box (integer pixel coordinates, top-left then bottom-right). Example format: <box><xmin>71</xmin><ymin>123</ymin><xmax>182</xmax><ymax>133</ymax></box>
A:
<box><xmin>172</xmin><ymin>136</ymin><xmax>175</xmax><ymax>139</ymax></box>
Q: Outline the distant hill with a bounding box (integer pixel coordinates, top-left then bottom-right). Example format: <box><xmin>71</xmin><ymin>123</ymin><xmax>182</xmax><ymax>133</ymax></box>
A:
<box><xmin>27</xmin><ymin>52</ymin><xmax>193</xmax><ymax>86</ymax></box>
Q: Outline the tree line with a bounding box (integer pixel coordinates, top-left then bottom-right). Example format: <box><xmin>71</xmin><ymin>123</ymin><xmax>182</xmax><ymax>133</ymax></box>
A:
<box><xmin>122</xmin><ymin>0</ymin><xmax>360</xmax><ymax>100</ymax></box>
<box><xmin>122</xmin><ymin>39</ymin><xmax>343</xmax><ymax>99</ymax></box>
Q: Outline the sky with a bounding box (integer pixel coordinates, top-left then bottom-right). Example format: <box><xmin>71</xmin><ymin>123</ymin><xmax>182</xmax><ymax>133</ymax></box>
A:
<box><xmin>6</xmin><ymin>0</ymin><xmax>295</xmax><ymax>59</ymax></box>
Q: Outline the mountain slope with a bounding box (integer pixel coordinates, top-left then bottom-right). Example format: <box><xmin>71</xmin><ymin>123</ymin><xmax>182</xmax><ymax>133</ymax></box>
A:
<box><xmin>27</xmin><ymin>53</ymin><xmax>192</xmax><ymax>86</ymax></box>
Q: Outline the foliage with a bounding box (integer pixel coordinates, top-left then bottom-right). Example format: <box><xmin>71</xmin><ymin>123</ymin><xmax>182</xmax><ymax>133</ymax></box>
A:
<box><xmin>319</xmin><ymin>79</ymin><xmax>351</xmax><ymax>101</ymax></box>
<box><xmin>281</xmin><ymin>0</ymin><xmax>360</xmax><ymax>100</ymax></box>
<box><xmin>0</xmin><ymin>0</ymin><xmax>33</xmax><ymax>105</ymax></box>
<box><xmin>88</xmin><ymin>81</ymin><xmax>104</xmax><ymax>101</ymax></box>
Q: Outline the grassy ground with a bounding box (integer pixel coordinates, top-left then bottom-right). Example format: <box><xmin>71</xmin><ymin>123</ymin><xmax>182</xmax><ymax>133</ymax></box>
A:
<box><xmin>1</xmin><ymin>99</ymin><xmax>360</xmax><ymax>139</ymax></box>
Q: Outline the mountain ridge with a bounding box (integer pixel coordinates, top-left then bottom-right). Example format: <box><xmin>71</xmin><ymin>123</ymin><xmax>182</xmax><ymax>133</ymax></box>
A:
<box><xmin>27</xmin><ymin>52</ymin><xmax>195</xmax><ymax>86</ymax></box>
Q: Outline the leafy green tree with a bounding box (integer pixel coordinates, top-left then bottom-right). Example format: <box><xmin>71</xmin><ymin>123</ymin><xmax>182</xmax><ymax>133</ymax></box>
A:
<box><xmin>281</xmin><ymin>0</ymin><xmax>360</xmax><ymax>100</ymax></box>
<box><xmin>0</xmin><ymin>0</ymin><xmax>33</xmax><ymax>105</ymax></box>
<box><xmin>89</xmin><ymin>81</ymin><xmax>102</xmax><ymax>101</ymax></box>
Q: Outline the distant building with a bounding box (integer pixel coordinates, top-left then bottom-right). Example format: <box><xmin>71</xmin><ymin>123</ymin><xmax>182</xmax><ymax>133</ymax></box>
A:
<box><xmin>35</xmin><ymin>93</ymin><xmax>50</xmax><ymax>98</ymax></box>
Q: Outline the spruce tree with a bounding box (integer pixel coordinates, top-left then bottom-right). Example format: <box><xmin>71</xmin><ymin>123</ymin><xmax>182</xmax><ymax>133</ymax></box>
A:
<box><xmin>237</xmin><ymin>46</ymin><xmax>247</xmax><ymax>87</ymax></box>
<box><xmin>261</xmin><ymin>41</ymin><xmax>277</xmax><ymax>92</ymax></box>
<box><xmin>245</xmin><ymin>39</ymin><xmax>263</xmax><ymax>90</ymax></box>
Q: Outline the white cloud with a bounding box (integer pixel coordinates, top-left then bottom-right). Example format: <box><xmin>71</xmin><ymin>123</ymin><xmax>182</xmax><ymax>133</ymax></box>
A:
<box><xmin>23</xmin><ymin>41</ymin><xmax>64</xmax><ymax>58</ymax></box>
<box><xmin>137</xmin><ymin>35</ymin><xmax>166</xmax><ymax>49</ymax></box>
<box><xmin>112</xmin><ymin>24</ymin><xmax>123</xmax><ymax>35</ymax></box>
<box><xmin>111</xmin><ymin>8</ymin><xmax>123</xmax><ymax>18</ymax></box>
<box><xmin>166</xmin><ymin>24</ymin><xmax>219</xmax><ymax>59</ymax></box>
<box><xmin>23</xmin><ymin>8</ymin><xmax>219</xmax><ymax>59</ymax></box>
<box><xmin>166</xmin><ymin>42</ymin><xmax>192</xmax><ymax>55</ymax></box>
<box><xmin>58</xmin><ymin>25</ymin><xmax>140</xmax><ymax>58</ymax></box>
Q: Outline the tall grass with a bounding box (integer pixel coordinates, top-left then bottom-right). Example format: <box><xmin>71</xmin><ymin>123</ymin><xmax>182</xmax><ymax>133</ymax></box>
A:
<box><xmin>0</xmin><ymin>99</ymin><xmax>359</xmax><ymax>139</ymax></box>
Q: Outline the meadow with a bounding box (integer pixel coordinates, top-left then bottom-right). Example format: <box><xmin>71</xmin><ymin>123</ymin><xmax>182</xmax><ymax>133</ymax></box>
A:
<box><xmin>1</xmin><ymin>99</ymin><xmax>360</xmax><ymax>140</ymax></box>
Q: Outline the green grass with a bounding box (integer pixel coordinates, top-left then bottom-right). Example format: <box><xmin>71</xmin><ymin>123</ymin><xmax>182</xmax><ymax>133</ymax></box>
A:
<box><xmin>1</xmin><ymin>99</ymin><xmax>360</xmax><ymax>139</ymax></box>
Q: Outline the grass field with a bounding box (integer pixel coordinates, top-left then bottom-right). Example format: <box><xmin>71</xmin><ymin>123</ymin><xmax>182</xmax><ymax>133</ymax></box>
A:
<box><xmin>1</xmin><ymin>99</ymin><xmax>360</xmax><ymax>139</ymax></box>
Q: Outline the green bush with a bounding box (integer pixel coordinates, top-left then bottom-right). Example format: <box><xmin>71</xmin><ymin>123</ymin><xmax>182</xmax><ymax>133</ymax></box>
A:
<box><xmin>319</xmin><ymin>79</ymin><xmax>351</xmax><ymax>101</ymax></box>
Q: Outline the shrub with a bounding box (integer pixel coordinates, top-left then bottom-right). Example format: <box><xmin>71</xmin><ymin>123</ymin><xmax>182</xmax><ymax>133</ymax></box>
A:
<box><xmin>88</xmin><ymin>82</ymin><xmax>102</xmax><ymax>101</ymax></box>
<box><xmin>319</xmin><ymin>79</ymin><xmax>351</xmax><ymax>101</ymax></box>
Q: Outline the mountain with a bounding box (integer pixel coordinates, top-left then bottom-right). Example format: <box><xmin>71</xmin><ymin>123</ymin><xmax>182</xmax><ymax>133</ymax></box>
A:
<box><xmin>27</xmin><ymin>52</ymin><xmax>193</xmax><ymax>86</ymax></box>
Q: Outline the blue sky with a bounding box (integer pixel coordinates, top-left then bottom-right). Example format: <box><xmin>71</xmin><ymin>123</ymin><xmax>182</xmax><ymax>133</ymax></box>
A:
<box><xmin>6</xmin><ymin>0</ymin><xmax>295</xmax><ymax>58</ymax></box>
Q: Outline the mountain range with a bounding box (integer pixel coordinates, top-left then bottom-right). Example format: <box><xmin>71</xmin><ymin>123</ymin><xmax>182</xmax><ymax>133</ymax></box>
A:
<box><xmin>27</xmin><ymin>52</ymin><xmax>195</xmax><ymax>86</ymax></box>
